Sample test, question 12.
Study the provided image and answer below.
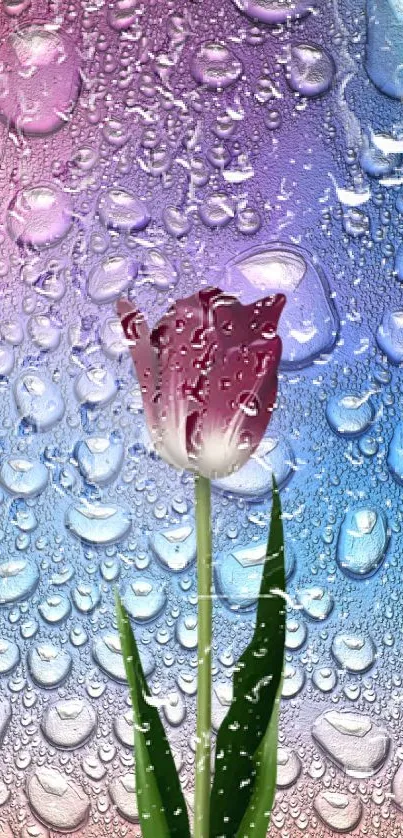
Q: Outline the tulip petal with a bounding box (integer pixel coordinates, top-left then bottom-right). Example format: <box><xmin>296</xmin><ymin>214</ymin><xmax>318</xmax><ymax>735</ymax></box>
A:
<box><xmin>117</xmin><ymin>299</ymin><xmax>159</xmax><ymax>431</ymax></box>
<box><xmin>244</xmin><ymin>293</ymin><xmax>286</xmax><ymax>342</ymax></box>
<box><xmin>191</xmin><ymin>334</ymin><xmax>282</xmax><ymax>478</ymax></box>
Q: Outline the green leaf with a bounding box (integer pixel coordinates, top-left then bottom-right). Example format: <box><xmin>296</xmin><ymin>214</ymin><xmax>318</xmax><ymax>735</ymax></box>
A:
<box><xmin>235</xmin><ymin>680</ymin><xmax>283</xmax><ymax>838</ymax></box>
<box><xmin>209</xmin><ymin>478</ymin><xmax>286</xmax><ymax>837</ymax></box>
<box><xmin>115</xmin><ymin>593</ymin><xmax>191</xmax><ymax>838</ymax></box>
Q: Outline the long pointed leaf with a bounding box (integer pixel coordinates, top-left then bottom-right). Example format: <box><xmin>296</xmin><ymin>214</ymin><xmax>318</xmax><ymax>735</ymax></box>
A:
<box><xmin>235</xmin><ymin>679</ymin><xmax>283</xmax><ymax>838</ymax></box>
<box><xmin>209</xmin><ymin>478</ymin><xmax>286</xmax><ymax>837</ymax></box>
<box><xmin>115</xmin><ymin>593</ymin><xmax>191</xmax><ymax>837</ymax></box>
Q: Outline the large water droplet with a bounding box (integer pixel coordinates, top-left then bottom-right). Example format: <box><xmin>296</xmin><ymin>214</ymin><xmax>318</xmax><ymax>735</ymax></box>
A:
<box><xmin>7</xmin><ymin>185</ymin><xmax>73</xmax><ymax>248</ymax></box>
<box><xmin>326</xmin><ymin>392</ymin><xmax>375</xmax><ymax>438</ymax></box>
<box><xmin>27</xmin><ymin>644</ymin><xmax>72</xmax><ymax>688</ymax></box>
<box><xmin>149</xmin><ymin>525</ymin><xmax>196</xmax><ymax>572</ymax></box>
<box><xmin>0</xmin><ymin>458</ymin><xmax>48</xmax><ymax>498</ymax></box>
<box><xmin>0</xmin><ymin>26</ymin><xmax>80</xmax><ymax>135</ymax></box>
<box><xmin>337</xmin><ymin>507</ymin><xmax>389</xmax><ymax>577</ymax></box>
<box><xmin>0</xmin><ymin>559</ymin><xmax>38</xmax><ymax>604</ymax></box>
<box><xmin>314</xmin><ymin>790</ymin><xmax>363</xmax><ymax>833</ymax></box>
<box><xmin>121</xmin><ymin>578</ymin><xmax>167</xmax><ymax>622</ymax></box>
<box><xmin>288</xmin><ymin>44</ymin><xmax>334</xmax><ymax>97</ymax></box>
<box><xmin>27</xmin><ymin>768</ymin><xmax>90</xmax><ymax>831</ymax></box>
<box><xmin>42</xmin><ymin>698</ymin><xmax>97</xmax><ymax>749</ymax></box>
<box><xmin>75</xmin><ymin>436</ymin><xmax>124</xmax><ymax>485</ymax></box>
<box><xmin>190</xmin><ymin>42</ymin><xmax>243</xmax><ymax>90</ymax></box>
<box><xmin>312</xmin><ymin>709</ymin><xmax>390</xmax><ymax>777</ymax></box>
<box><xmin>97</xmin><ymin>189</ymin><xmax>150</xmax><ymax>232</ymax></box>
<box><xmin>65</xmin><ymin>502</ymin><xmax>131</xmax><ymax>545</ymax></box>
<box><xmin>377</xmin><ymin>310</ymin><xmax>403</xmax><ymax>363</ymax></box>
<box><xmin>88</xmin><ymin>255</ymin><xmax>137</xmax><ymax>305</ymax></box>
<box><xmin>331</xmin><ymin>631</ymin><xmax>376</xmax><ymax>673</ymax></box>
<box><xmin>14</xmin><ymin>370</ymin><xmax>65</xmax><ymax>431</ymax></box>
<box><xmin>232</xmin><ymin>0</ymin><xmax>313</xmax><ymax>23</ymax></box>
<box><xmin>93</xmin><ymin>633</ymin><xmax>155</xmax><ymax>682</ymax></box>
<box><xmin>109</xmin><ymin>774</ymin><xmax>138</xmax><ymax>823</ymax></box>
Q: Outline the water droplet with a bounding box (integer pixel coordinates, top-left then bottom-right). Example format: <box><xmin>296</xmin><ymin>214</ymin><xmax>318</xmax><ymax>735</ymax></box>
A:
<box><xmin>142</xmin><ymin>249</ymin><xmax>178</xmax><ymax>291</ymax></box>
<box><xmin>42</xmin><ymin>698</ymin><xmax>96</xmax><ymax>748</ymax></box>
<box><xmin>27</xmin><ymin>767</ymin><xmax>90</xmax><ymax>831</ymax></box>
<box><xmin>285</xmin><ymin>618</ymin><xmax>307</xmax><ymax>650</ymax></box>
<box><xmin>7</xmin><ymin>185</ymin><xmax>73</xmax><ymax>248</ymax></box>
<box><xmin>121</xmin><ymin>578</ymin><xmax>167</xmax><ymax>622</ymax></box>
<box><xmin>76</xmin><ymin>436</ymin><xmax>124</xmax><ymax>485</ymax></box>
<box><xmin>113</xmin><ymin>710</ymin><xmax>134</xmax><ymax>747</ymax></box>
<box><xmin>88</xmin><ymin>255</ymin><xmax>137</xmax><ymax>305</ymax></box>
<box><xmin>98</xmin><ymin>189</ymin><xmax>150</xmax><ymax>232</ymax></box>
<box><xmin>93</xmin><ymin>633</ymin><xmax>155</xmax><ymax>682</ymax></box>
<box><xmin>312</xmin><ymin>709</ymin><xmax>390</xmax><ymax>777</ymax></box>
<box><xmin>74</xmin><ymin>367</ymin><xmax>117</xmax><ymax>407</ymax></box>
<box><xmin>332</xmin><ymin>632</ymin><xmax>376</xmax><ymax>673</ymax></box>
<box><xmin>277</xmin><ymin>747</ymin><xmax>302</xmax><ymax>788</ymax></box>
<box><xmin>337</xmin><ymin>507</ymin><xmax>389</xmax><ymax>577</ymax></box>
<box><xmin>149</xmin><ymin>525</ymin><xmax>196</xmax><ymax>572</ymax></box>
<box><xmin>0</xmin><ymin>26</ymin><xmax>80</xmax><ymax>135</ymax></box>
<box><xmin>0</xmin><ymin>457</ymin><xmax>48</xmax><ymax>498</ymax></box>
<box><xmin>66</xmin><ymin>501</ymin><xmax>131</xmax><ymax>545</ymax></box>
<box><xmin>288</xmin><ymin>44</ymin><xmax>334</xmax><ymax>97</ymax></box>
<box><xmin>366</xmin><ymin>0</ymin><xmax>403</xmax><ymax>98</ymax></box>
<box><xmin>176</xmin><ymin>614</ymin><xmax>198</xmax><ymax>650</ymax></box>
<box><xmin>199</xmin><ymin>193</ymin><xmax>235</xmax><ymax>229</ymax></box>
<box><xmin>109</xmin><ymin>774</ymin><xmax>138</xmax><ymax>823</ymax></box>
<box><xmin>163</xmin><ymin>206</ymin><xmax>192</xmax><ymax>238</ymax></box>
<box><xmin>0</xmin><ymin>638</ymin><xmax>20</xmax><ymax>674</ymax></box>
<box><xmin>360</xmin><ymin>135</ymin><xmax>400</xmax><ymax>179</ymax></box>
<box><xmin>312</xmin><ymin>666</ymin><xmax>338</xmax><ymax>693</ymax></box>
<box><xmin>387</xmin><ymin>421</ymin><xmax>403</xmax><ymax>483</ymax></box>
<box><xmin>71</xmin><ymin>584</ymin><xmax>100</xmax><ymax>616</ymax></box>
<box><xmin>14</xmin><ymin>370</ymin><xmax>65</xmax><ymax>431</ymax></box>
<box><xmin>107</xmin><ymin>1</ymin><xmax>138</xmax><ymax>31</ymax></box>
<box><xmin>0</xmin><ymin>346</ymin><xmax>14</xmax><ymax>377</ymax></box>
<box><xmin>28</xmin><ymin>315</ymin><xmax>61</xmax><ymax>352</ymax></box>
<box><xmin>27</xmin><ymin>644</ymin><xmax>72</xmax><ymax>688</ymax></box>
<box><xmin>232</xmin><ymin>0</ymin><xmax>313</xmax><ymax>23</ymax></box>
<box><xmin>392</xmin><ymin>763</ymin><xmax>403</xmax><ymax>811</ymax></box>
<box><xmin>297</xmin><ymin>586</ymin><xmax>334</xmax><ymax>621</ymax></box>
<box><xmin>191</xmin><ymin>42</ymin><xmax>243</xmax><ymax>90</ymax></box>
<box><xmin>377</xmin><ymin>310</ymin><xmax>403</xmax><ymax>363</ymax></box>
<box><xmin>282</xmin><ymin>662</ymin><xmax>305</xmax><ymax>698</ymax></box>
<box><xmin>314</xmin><ymin>790</ymin><xmax>363</xmax><ymax>832</ymax></box>
<box><xmin>326</xmin><ymin>392</ymin><xmax>375</xmax><ymax>438</ymax></box>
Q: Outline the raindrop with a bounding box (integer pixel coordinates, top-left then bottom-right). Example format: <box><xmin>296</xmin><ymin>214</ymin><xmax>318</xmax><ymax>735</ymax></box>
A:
<box><xmin>14</xmin><ymin>370</ymin><xmax>65</xmax><ymax>432</ymax></box>
<box><xmin>27</xmin><ymin>768</ymin><xmax>90</xmax><ymax>831</ymax></box>
<box><xmin>27</xmin><ymin>644</ymin><xmax>72</xmax><ymax>688</ymax></box>
<box><xmin>66</xmin><ymin>501</ymin><xmax>131</xmax><ymax>545</ymax></box>
<box><xmin>42</xmin><ymin>698</ymin><xmax>96</xmax><ymax>749</ymax></box>
<box><xmin>312</xmin><ymin>709</ymin><xmax>390</xmax><ymax>777</ymax></box>
<box><xmin>190</xmin><ymin>42</ymin><xmax>243</xmax><ymax>90</ymax></box>
<box><xmin>7</xmin><ymin>185</ymin><xmax>73</xmax><ymax>248</ymax></box>
<box><xmin>337</xmin><ymin>507</ymin><xmax>389</xmax><ymax>577</ymax></box>
<box><xmin>0</xmin><ymin>26</ymin><xmax>80</xmax><ymax>135</ymax></box>
<box><xmin>98</xmin><ymin>189</ymin><xmax>150</xmax><ymax>233</ymax></box>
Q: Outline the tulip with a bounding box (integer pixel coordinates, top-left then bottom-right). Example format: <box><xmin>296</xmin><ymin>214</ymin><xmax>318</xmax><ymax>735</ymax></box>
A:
<box><xmin>118</xmin><ymin>287</ymin><xmax>285</xmax><ymax>480</ymax></box>
<box><xmin>117</xmin><ymin>287</ymin><xmax>285</xmax><ymax>838</ymax></box>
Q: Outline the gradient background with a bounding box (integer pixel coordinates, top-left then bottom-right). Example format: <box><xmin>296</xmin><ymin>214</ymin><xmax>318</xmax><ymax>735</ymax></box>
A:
<box><xmin>0</xmin><ymin>0</ymin><xmax>402</xmax><ymax>835</ymax></box>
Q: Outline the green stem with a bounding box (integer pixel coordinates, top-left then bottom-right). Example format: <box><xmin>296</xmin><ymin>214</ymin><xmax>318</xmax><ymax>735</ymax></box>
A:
<box><xmin>194</xmin><ymin>474</ymin><xmax>212</xmax><ymax>838</ymax></box>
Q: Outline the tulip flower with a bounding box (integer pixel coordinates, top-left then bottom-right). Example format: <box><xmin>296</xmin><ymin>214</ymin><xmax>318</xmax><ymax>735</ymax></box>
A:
<box><xmin>116</xmin><ymin>287</ymin><xmax>286</xmax><ymax>838</ymax></box>
<box><xmin>117</xmin><ymin>287</ymin><xmax>285</xmax><ymax>479</ymax></box>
